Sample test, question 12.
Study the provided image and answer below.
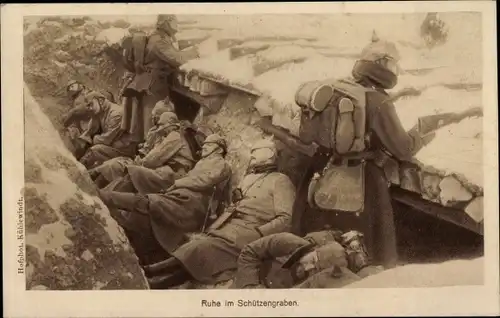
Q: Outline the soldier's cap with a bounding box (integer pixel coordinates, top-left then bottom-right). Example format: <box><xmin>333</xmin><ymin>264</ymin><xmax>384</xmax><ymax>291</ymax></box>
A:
<box><xmin>82</xmin><ymin>91</ymin><xmax>106</xmax><ymax>104</ymax></box>
<box><xmin>156</xmin><ymin>14</ymin><xmax>178</xmax><ymax>29</ymax></box>
<box><xmin>282</xmin><ymin>241</ymin><xmax>348</xmax><ymax>271</ymax></box>
<box><xmin>359</xmin><ymin>33</ymin><xmax>401</xmax><ymax>63</ymax></box>
<box><xmin>158</xmin><ymin>111</ymin><xmax>179</xmax><ymax>126</ymax></box>
<box><xmin>204</xmin><ymin>133</ymin><xmax>228</xmax><ymax>151</ymax></box>
<box><xmin>66</xmin><ymin>79</ymin><xmax>82</xmax><ymax>90</ymax></box>
<box><xmin>152</xmin><ymin>99</ymin><xmax>175</xmax><ymax>116</ymax></box>
<box><xmin>250</xmin><ymin>138</ymin><xmax>277</xmax><ymax>153</ymax></box>
<box><xmin>281</xmin><ymin>230</ymin><xmax>341</xmax><ymax>269</ymax></box>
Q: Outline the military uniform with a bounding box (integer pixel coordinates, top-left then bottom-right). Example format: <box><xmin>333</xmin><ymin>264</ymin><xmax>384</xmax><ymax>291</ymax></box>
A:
<box><xmin>78</xmin><ymin>93</ymin><xmax>137</xmax><ymax>169</ymax></box>
<box><xmin>96</xmin><ymin>112</ymin><xmax>196</xmax><ymax>193</ymax></box>
<box><xmin>121</xmin><ymin>14</ymin><xmax>199</xmax><ymax>143</ymax></box>
<box><xmin>292</xmin><ymin>38</ymin><xmax>429</xmax><ymax>270</ymax></box>
<box><xmin>63</xmin><ymin>82</ymin><xmax>117</xmax><ymax>159</ymax></box>
<box><xmin>165</xmin><ymin>168</ymin><xmax>296</xmax><ymax>285</ymax></box>
<box><xmin>100</xmin><ymin>134</ymin><xmax>231</xmax><ymax>265</ymax></box>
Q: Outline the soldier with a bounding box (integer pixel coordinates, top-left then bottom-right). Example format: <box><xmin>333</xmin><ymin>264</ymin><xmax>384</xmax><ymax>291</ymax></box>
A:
<box><xmin>94</xmin><ymin>111</ymin><xmax>196</xmax><ymax>194</ymax></box>
<box><xmin>77</xmin><ymin>91</ymin><xmax>137</xmax><ymax>169</ymax></box>
<box><xmin>233</xmin><ymin>230</ymin><xmax>383</xmax><ymax>289</ymax></box>
<box><xmin>99</xmin><ymin>133</ymin><xmax>232</xmax><ymax>266</ymax></box>
<box><xmin>267</xmin><ymin>35</ymin><xmax>439</xmax><ymax>272</ymax></box>
<box><xmin>88</xmin><ymin>103</ymin><xmax>181</xmax><ymax>188</ymax></box>
<box><xmin>143</xmin><ymin>139</ymin><xmax>296</xmax><ymax>289</ymax></box>
<box><xmin>63</xmin><ymin>80</ymin><xmax>116</xmax><ymax>159</ymax></box>
<box><xmin>119</xmin><ymin>14</ymin><xmax>199</xmax><ymax>144</ymax></box>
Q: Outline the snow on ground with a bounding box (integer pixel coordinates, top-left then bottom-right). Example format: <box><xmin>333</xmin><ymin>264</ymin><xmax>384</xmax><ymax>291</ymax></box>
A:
<box><xmin>415</xmin><ymin>117</ymin><xmax>483</xmax><ymax>187</ymax></box>
<box><xmin>181</xmin><ymin>13</ymin><xmax>483</xmax><ymax>188</ymax></box>
<box><xmin>346</xmin><ymin>257</ymin><xmax>483</xmax><ymax>288</ymax></box>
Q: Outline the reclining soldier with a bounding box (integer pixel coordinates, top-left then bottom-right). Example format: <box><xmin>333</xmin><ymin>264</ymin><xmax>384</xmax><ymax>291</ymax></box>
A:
<box><xmin>62</xmin><ymin>80</ymin><xmax>115</xmax><ymax>159</ymax></box>
<box><xmin>233</xmin><ymin>230</ymin><xmax>382</xmax><ymax>289</ymax></box>
<box><xmin>71</xmin><ymin>91</ymin><xmax>137</xmax><ymax>169</ymax></box>
<box><xmin>89</xmin><ymin>108</ymin><xmax>193</xmax><ymax>191</ymax></box>
<box><xmin>105</xmin><ymin>112</ymin><xmax>196</xmax><ymax>194</ymax></box>
<box><xmin>143</xmin><ymin>139</ymin><xmax>296</xmax><ymax>289</ymax></box>
<box><xmin>99</xmin><ymin>133</ymin><xmax>232</xmax><ymax>266</ymax></box>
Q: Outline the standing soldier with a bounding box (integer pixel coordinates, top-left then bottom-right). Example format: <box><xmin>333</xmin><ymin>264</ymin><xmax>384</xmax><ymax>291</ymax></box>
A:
<box><xmin>261</xmin><ymin>34</ymin><xmax>438</xmax><ymax>272</ymax></box>
<box><xmin>119</xmin><ymin>14</ymin><xmax>199</xmax><ymax>145</ymax></box>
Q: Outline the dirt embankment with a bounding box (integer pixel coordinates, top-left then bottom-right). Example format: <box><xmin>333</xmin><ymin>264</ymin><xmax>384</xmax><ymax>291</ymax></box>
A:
<box><xmin>24</xmin><ymin>17</ymin><xmax>149</xmax><ymax>290</ymax></box>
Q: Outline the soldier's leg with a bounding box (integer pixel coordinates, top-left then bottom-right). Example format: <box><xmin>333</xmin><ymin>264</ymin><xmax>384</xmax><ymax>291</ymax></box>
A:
<box><xmin>80</xmin><ymin>144</ymin><xmax>132</xmax><ymax>169</ymax></box>
<box><xmin>130</xmin><ymin>96</ymin><xmax>145</xmax><ymax>143</ymax></box>
<box><xmin>141</xmin><ymin>93</ymin><xmax>163</xmax><ymax>138</ymax></box>
<box><xmin>108</xmin><ymin>207</ymin><xmax>167</xmax><ymax>265</ymax></box>
<box><xmin>120</xmin><ymin>95</ymin><xmax>133</xmax><ymax>132</ymax></box>
<box><xmin>98</xmin><ymin>190</ymin><xmax>149</xmax><ymax>212</ymax></box>
<box><xmin>127</xmin><ymin>165</ymin><xmax>176</xmax><ymax>194</ymax></box>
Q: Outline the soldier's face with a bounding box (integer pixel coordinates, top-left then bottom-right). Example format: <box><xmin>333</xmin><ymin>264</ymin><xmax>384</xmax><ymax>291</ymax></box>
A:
<box><xmin>292</xmin><ymin>251</ymin><xmax>319</xmax><ymax>281</ymax></box>
<box><xmin>378</xmin><ymin>57</ymin><xmax>401</xmax><ymax>76</ymax></box>
<box><xmin>67</xmin><ymin>83</ymin><xmax>82</xmax><ymax>99</ymax></box>
<box><xmin>86</xmin><ymin>98</ymin><xmax>102</xmax><ymax>115</ymax></box>
<box><xmin>249</xmin><ymin>147</ymin><xmax>275</xmax><ymax>168</ymax></box>
<box><xmin>201</xmin><ymin>142</ymin><xmax>219</xmax><ymax>157</ymax></box>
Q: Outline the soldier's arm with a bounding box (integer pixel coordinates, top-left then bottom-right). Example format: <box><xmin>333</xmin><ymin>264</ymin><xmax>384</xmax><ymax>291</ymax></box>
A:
<box><xmin>152</xmin><ymin>37</ymin><xmax>193</xmax><ymax>68</ymax></box>
<box><xmin>372</xmin><ymin>97</ymin><xmax>424</xmax><ymax>162</ymax></box>
<box><xmin>256</xmin><ymin>175</ymin><xmax>296</xmax><ymax>237</ymax></box>
<box><xmin>92</xmin><ymin>110</ymin><xmax>123</xmax><ymax>146</ymax></box>
<box><xmin>142</xmin><ymin>131</ymin><xmax>183</xmax><ymax>169</ymax></box>
<box><xmin>173</xmin><ymin>160</ymin><xmax>232</xmax><ymax>192</ymax></box>
<box><xmin>234</xmin><ymin>233</ymin><xmax>311</xmax><ymax>288</ymax></box>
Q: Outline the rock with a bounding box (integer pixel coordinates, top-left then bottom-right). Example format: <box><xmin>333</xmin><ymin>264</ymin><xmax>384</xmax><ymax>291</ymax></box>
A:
<box><xmin>54</xmin><ymin>50</ymin><xmax>72</xmax><ymax>63</ymax></box>
<box><xmin>399</xmin><ymin>162</ymin><xmax>422</xmax><ymax>193</ymax></box>
<box><xmin>464</xmin><ymin>196</ymin><xmax>484</xmax><ymax>223</ymax></box>
<box><xmin>439</xmin><ymin>175</ymin><xmax>473</xmax><ymax>206</ymax></box>
<box><xmin>420</xmin><ymin>171</ymin><xmax>442</xmax><ymax>203</ymax></box>
<box><xmin>24</xmin><ymin>85</ymin><xmax>148</xmax><ymax>290</ymax></box>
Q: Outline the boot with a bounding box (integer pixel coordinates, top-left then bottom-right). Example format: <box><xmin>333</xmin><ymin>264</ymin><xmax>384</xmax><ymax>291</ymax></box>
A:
<box><xmin>143</xmin><ymin>257</ymin><xmax>182</xmax><ymax>277</ymax></box>
<box><xmin>94</xmin><ymin>174</ymin><xmax>110</xmax><ymax>189</ymax></box>
<box><xmin>98</xmin><ymin>190</ymin><xmax>149</xmax><ymax>213</ymax></box>
<box><xmin>147</xmin><ymin>269</ymin><xmax>191</xmax><ymax>289</ymax></box>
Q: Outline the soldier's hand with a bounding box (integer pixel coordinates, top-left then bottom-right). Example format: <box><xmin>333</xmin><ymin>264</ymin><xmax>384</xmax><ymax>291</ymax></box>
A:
<box><xmin>133</xmin><ymin>155</ymin><xmax>143</xmax><ymax>165</ymax></box>
<box><xmin>161</xmin><ymin>185</ymin><xmax>176</xmax><ymax>194</ymax></box>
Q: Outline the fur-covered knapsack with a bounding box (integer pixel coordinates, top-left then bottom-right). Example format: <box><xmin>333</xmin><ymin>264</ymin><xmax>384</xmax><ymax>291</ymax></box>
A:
<box><xmin>122</xmin><ymin>33</ymin><xmax>149</xmax><ymax>74</ymax></box>
<box><xmin>295</xmin><ymin>78</ymin><xmax>375</xmax><ymax>156</ymax></box>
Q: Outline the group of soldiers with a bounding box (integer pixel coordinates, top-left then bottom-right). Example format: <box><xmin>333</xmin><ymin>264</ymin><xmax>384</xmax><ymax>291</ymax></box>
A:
<box><xmin>59</xmin><ymin>14</ymin><xmax>478</xmax><ymax>290</ymax></box>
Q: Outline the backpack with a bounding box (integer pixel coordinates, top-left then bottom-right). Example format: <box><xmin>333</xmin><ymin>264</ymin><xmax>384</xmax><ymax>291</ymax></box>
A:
<box><xmin>296</xmin><ymin>78</ymin><xmax>376</xmax><ymax>214</ymax></box>
<box><xmin>295</xmin><ymin>78</ymin><xmax>374</xmax><ymax>156</ymax></box>
<box><xmin>122</xmin><ymin>33</ymin><xmax>149</xmax><ymax>74</ymax></box>
<box><xmin>180</xmin><ymin>121</ymin><xmax>206</xmax><ymax>162</ymax></box>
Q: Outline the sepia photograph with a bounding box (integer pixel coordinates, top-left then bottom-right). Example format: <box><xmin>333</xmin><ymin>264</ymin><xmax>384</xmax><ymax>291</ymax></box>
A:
<box><xmin>2</xmin><ymin>2</ymin><xmax>499</xmax><ymax>317</ymax></box>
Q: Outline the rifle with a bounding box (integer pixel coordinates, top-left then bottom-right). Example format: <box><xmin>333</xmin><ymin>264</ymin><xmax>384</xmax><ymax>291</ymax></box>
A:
<box><xmin>255</xmin><ymin>117</ymin><xmax>319</xmax><ymax>158</ymax></box>
<box><xmin>417</xmin><ymin>106</ymin><xmax>483</xmax><ymax>136</ymax></box>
